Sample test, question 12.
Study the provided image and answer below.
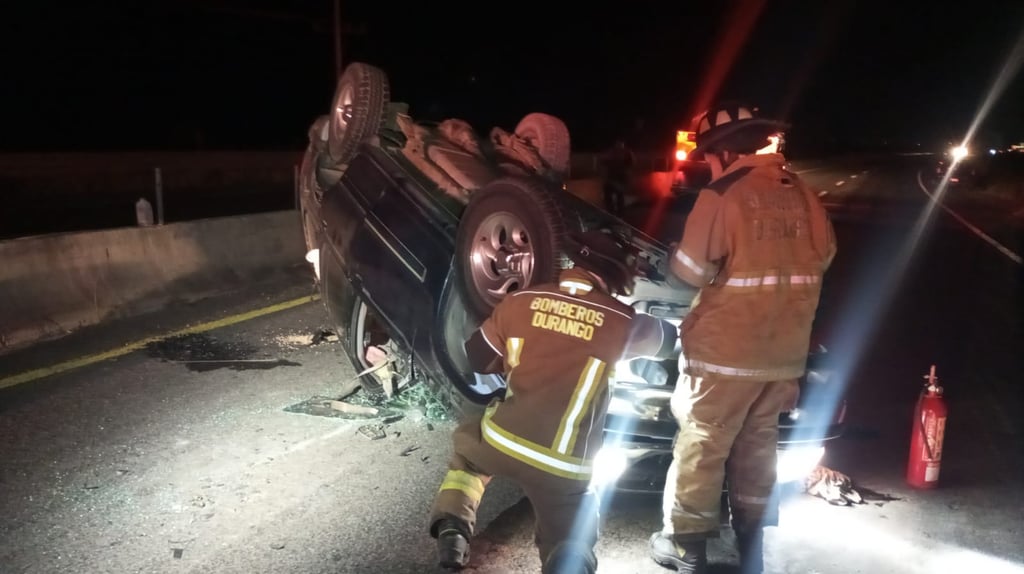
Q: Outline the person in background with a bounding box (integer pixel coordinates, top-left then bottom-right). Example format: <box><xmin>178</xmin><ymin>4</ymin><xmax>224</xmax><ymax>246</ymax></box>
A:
<box><xmin>601</xmin><ymin>140</ymin><xmax>634</xmax><ymax>215</ymax></box>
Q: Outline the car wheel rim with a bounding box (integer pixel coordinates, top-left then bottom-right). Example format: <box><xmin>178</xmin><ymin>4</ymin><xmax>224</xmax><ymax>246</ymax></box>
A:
<box><xmin>468</xmin><ymin>211</ymin><xmax>535</xmax><ymax>308</ymax></box>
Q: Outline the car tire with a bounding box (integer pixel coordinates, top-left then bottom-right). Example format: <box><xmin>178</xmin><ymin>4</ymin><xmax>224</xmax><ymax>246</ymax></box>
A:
<box><xmin>327</xmin><ymin>62</ymin><xmax>390</xmax><ymax>168</ymax></box>
<box><xmin>514</xmin><ymin>113</ymin><xmax>571</xmax><ymax>176</ymax></box>
<box><xmin>455</xmin><ymin>177</ymin><xmax>567</xmax><ymax>320</ymax></box>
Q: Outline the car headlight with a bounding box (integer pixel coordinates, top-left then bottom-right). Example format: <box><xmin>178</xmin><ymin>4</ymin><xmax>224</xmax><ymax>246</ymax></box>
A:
<box><xmin>607</xmin><ymin>386</ymin><xmax>673</xmax><ymax>421</ymax></box>
<box><xmin>607</xmin><ymin>395</ymin><xmax>636</xmax><ymax>417</ymax></box>
<box><xmin>776</xmin><ymin>446</ymin><xmax>825</xmax><ymax>483</ymax></box>
<box><xmin>305</xmin><ymin>249</ymin><xmax>321</xmax><ymax>280</ymax></box>
<box><xmin>590</xmin><ymin>445</ymin><xmax>629</xmax><ymax>488</ymax></box>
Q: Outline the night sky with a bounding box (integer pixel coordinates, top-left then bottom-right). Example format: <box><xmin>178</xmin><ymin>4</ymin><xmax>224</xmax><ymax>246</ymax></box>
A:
<box><xmin>4</xmin><ymin>0</ymin><xmax>1023</xmax><ymax>154</ymax></box>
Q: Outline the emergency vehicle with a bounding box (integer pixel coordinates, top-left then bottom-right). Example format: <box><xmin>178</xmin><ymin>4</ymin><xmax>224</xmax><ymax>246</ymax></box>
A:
<box><xmin>671</xmin><ymin>128</ymin><xmax>785</xmax><ymax>191</ymax></box>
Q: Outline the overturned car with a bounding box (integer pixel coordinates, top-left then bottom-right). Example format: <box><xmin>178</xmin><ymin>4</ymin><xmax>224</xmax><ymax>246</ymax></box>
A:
<box><xmin>298</xmin><ymin>62</ymin><xmax>845</xmax><ymax>492</ymax></box>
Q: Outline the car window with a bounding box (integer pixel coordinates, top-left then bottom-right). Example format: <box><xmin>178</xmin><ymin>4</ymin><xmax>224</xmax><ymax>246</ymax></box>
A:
<box><xmin>344</xmin><ymin>153</ymin><xmax>392</xmax><ymax>205</ymax></box>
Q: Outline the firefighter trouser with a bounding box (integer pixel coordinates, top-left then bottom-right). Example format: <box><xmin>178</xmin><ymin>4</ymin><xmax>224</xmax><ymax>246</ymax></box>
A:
<box><xmin>662</xmin><ymin>373</ymin><xmax>798</xmax><ymax>539</ymax></box>
<box><xmin>429</xmin><ymin>415</ymin><xmax>599</xmax><ymax>569</ymax></box>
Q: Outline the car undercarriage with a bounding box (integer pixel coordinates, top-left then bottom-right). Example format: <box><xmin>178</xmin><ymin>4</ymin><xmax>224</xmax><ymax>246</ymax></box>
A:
<box><xmin>297</xmin><ymin>62</ymin><xmax>846</xmax><ymax>492</ymax></box>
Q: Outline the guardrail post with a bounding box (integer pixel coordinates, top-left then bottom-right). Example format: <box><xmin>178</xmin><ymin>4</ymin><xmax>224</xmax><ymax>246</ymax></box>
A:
<box><xmin>154</xmin><ymin>167</ymin><xmax>165</xmax><ymax>225</ymax></box>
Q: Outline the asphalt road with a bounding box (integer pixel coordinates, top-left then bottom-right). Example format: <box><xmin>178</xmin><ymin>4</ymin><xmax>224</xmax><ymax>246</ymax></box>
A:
<box><xmin>1</xmin><ymin>155</ymin><xmax>1022</xmax><ymax>574</ymax></box>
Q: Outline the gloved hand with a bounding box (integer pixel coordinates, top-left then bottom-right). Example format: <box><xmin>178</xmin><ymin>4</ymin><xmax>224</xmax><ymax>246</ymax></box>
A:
<box><xmin>657</xmin><ymin>242</ymin><xmax>678</xmax><ymax>278</ymax></box>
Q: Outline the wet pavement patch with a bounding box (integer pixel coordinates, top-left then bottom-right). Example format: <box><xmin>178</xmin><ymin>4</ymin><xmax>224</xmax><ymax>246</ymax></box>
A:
<box><xmin>146</xmin><ymin>333</ymin><xmax>301</xmax><ymax>372</ymax></box>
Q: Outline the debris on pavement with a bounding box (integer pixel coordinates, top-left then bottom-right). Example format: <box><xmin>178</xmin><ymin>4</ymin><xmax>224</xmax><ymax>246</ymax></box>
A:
<box><xmin>283</xmin><ymin>396</ymin><xmax>400</xmax><ymax>421</ymax></box>
<box><xmin>803</xmin><ymin>465</ymin><xmax>865</xmax><ymax>506</ymax></box>
<box><xmin>357</xmin><ymin>423</ymin><xmax>387</xmax><ymax>440</ymax></box>
<box><xmin>365</xmin><ymin>344</ymin><xmax>396</xmax><ymax>397</ymax></box>
<box><xmin>274</xmin><ymin>333</ymin><xmax>316</xmax><ymax>347</ymax></box>
<box><xmin>381</xmin><ymin>382</ymin><xmax>454</xmax><ymax>421</ymax></box>
<box><xmin>329</xmin><ymin>400</ymin><xmax>379</xmax><ymax>416</ymax></box>
<box><xmin>342</xmin><ymin>377</ymin><xmax>453</xmax><ymax>422</ymax></box>
<box><xmin>311</xmin><ymin>328</ymin><xmax>340</xmax><ymax>346</ymax></box>
<box><xmin>400</xmin><ymin>445</ymin><xmax>420</xmax><ymax>456</ymax></box>
<box><xmin>854</xmin><ymin>485</ymin><xmax>903</xmax><ymax>506</ymax></box>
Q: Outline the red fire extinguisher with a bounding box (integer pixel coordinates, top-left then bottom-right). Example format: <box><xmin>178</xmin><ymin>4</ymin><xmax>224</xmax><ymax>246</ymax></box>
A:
<box><xmin>906</xmin><ymin>365</ymin><xmax>948</xmax><ymax>489</ymax></box>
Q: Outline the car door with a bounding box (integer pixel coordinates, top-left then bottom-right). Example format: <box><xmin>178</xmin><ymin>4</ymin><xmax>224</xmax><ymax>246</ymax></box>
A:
<box><xmin>346</xmin><ymin>150</ymin><xmax>458</xmax><ymax>357</ymax></box>
<box><xmin>319</xmin><ymin>153</ymin><xmax>385</xmax><ymax>331</ymax></box>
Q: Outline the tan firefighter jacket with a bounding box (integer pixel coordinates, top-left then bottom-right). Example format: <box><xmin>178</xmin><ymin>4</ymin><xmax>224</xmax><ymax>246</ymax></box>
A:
<box><xmin>466</xmin><ymin>268</ymin><xmax>677</xmax><ymax>480</ymax></box>
<box><xmin>669</xmin><ymin>153</ymin><xmax>836</xmax><ymax>382</ymax></box>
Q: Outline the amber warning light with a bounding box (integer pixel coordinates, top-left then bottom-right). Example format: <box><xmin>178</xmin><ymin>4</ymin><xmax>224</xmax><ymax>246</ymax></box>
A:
<box><xmin>675</xmin><ymin>130</ymin><xmax>697</xmax><ymax>162</ymax></box>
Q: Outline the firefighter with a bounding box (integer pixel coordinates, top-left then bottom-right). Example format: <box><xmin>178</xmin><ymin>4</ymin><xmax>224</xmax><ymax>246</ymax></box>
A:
<box><xmin>601</xmin><ymin>140</ymin><xmax>634</xmax><ymax>215</ymax></box>
<box><xmin>650</xmin><ymin>102</ymin><xmax>836</xmax><ymax>574</ymax></box>
<box><xmin>429</xmin><ymin>229</ymin><xmax>679</xmax><ymax>573</ymax></box>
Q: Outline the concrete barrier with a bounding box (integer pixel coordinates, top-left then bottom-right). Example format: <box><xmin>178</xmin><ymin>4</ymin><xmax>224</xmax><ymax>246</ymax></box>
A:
<box><xmin>0</xmin><ymin>169</ymin><xmax>673</xmax><ymax>354</ymax></box>
<box><xmin>0</xmin><ymin>211</ymin><xmax>305</xmax><ymax>354</ymax></box>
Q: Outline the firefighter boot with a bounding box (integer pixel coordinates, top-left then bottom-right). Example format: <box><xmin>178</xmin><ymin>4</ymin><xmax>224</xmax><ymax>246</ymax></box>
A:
<box><xmin>649</xmin><ymin>532</ymin><xmax>707</xmax><ymax>573</ymax></box>
<box><xmin>735</xmin><ymin>528</ymin><xmax>764</xmax><ymax>574</ymax></box>
<box><xmin>542</xmin><ymin>542</ymin><xmax>598</xmax><ymax>574</ymax></box>
<box><xmin>435</xmin><ymin>518</ymin><xmax>471</xmax><ymax>570</ymax></box>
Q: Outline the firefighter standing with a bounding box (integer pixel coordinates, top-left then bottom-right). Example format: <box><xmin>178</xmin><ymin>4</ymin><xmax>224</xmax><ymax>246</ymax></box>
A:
<box><xmin>429</xmin><ymin>230</ymin><xmax>679</xmax><ymax>573</ymax></box>
<box><xmin>650</xmin><ymin>102</ymin><xmax>836</xmax><ymax>574</ymax></box>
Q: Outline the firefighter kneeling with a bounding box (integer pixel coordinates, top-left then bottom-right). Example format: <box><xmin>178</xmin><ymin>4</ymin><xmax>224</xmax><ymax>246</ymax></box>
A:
<box><xmin>428</xmin><ymin>230</ymin><xmax>679</xmax><ymax>573</ymax></box>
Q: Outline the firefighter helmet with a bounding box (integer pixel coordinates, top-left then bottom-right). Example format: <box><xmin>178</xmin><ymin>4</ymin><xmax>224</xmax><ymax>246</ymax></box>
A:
<box><xmin>692</xmin><ymin>101</ymin><xmax>789</xmax><ymax>156</ymax></box>
<box><xmin>566</xmin><ymin>229</ymin><xmax>638</xmax><ymax>296</ymax></box>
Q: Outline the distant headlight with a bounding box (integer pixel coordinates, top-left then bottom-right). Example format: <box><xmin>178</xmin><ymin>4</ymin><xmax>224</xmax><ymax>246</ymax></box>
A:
<box><xmin>951</xmin><ymin>145</ymin><xmax>969</xmax><ymax>161</ymax></box>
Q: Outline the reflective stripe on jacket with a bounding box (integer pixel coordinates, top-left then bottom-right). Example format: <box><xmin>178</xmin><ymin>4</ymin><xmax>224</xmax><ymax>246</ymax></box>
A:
<box><xmin>477</xmin><ymin>268</ymin><xmax>636</xmax><ymax>478</ymax></box>
<box><xmin>670</xmin><ymin>153</ymin><xmax>836</xmax><ymax>381</ymax></box>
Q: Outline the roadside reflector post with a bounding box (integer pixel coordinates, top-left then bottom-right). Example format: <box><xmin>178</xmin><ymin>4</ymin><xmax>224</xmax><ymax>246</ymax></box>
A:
<box><xmin>154</xmin><ymin>167</ymin><xmax>165</xmax><ymax>226</ymax></box>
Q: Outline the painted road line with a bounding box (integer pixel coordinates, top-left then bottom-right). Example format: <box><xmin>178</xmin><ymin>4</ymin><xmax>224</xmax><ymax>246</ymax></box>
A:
<box><xmin>0</xmin><ymin>295</ymin><xmax>321</xmax><ymax>390</ymax></box>
<box><xmin>835</xmin><ymin>180</ymin><xmax>846</xmax><ymax>186</ymax></box>
<box><xmin>851</xmin><ymin>174</ymin><xmax>858</xmax><ymax>179</ymax></box>
<box><xmin>793</xmin><ymin>166</ymin><xmax>829</xmax><ymax>174</ymax></box>
<box><xmin>915</xmin><ymin>171</ymin><xmax>1023</xmax><ymax>266</ymax></box>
